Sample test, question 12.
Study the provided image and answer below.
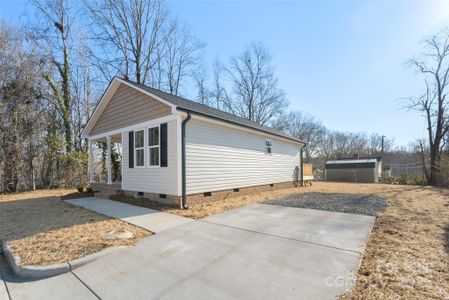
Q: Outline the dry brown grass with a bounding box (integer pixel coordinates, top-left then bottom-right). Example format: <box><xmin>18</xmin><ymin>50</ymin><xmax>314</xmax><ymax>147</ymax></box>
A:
<box><xmin>161</xmin><ymin>182</ymin><xmax>449</xmax><ymax>298</ymax></box>
<box><xmin>0</xmin><ymin>188</ymin><xmax>78</xmax><ymax>202</ymax></box>
<box><xmin>338</xmin><ymin>184</ymin><xmax>449</xmax><ymax>299</ymax></box>
<box><xmin>0</xmin><ymin>190</ymin><xmax>150</xmax><ymax>266</ymax></box>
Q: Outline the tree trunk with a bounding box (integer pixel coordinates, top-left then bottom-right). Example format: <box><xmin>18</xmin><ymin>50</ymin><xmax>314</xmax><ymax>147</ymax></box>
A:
<box><xmin>62</xmin><ymin>40</ymin><xmax>72</xmax><ymax>153</ymax></box>
<box><xmin>31</xmin><ymin>162</ymin><xmax>36</xmax><ymax>191</ymax></box>
<box><xmin>429</xmin><ymin>141</ymin><xmax>442</xmax><ymax>185</ymax></box>
<box><xmin>5</xmin><ymin>108</ymin><xmax>20</xmax><ymax>192</ymax></box>
<box><xmin>418</xmin><ymin>139</ymin><xmax>430</xmax><ymax>183</ymax></box>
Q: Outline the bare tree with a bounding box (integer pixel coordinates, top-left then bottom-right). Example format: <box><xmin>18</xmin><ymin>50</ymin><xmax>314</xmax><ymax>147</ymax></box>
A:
<box><xmin>31</xmin><ymin>0</ymin><xmax>74</xmax><ymax>153</ymax></box>
<box><xmin>193</xmin><ymin>64</ymin><xmax>209</xmax><ymax>105</ymax></box>
<box><xmin>210</xmin><ymin>59</ymin><xmax>228</xmax><ymax>110</ymax></box>
<box><xmin>416</xmin><ymin>138</ymin><xmax>430</xmax><ymax>181</ymax></box>
<box><xmin>0</xmin><ymin>22</ymin><xmax>45</xmax><ymax>192</ymax></box>
<box><xmin>272</xmin><ymin>111</ymin><xmax>326</xmax><ymax>162</ymax></box>
<box><xmin>163</xmin><ymin>23</ymin><xmax>204</xmax><ymax>95</ymax></box>
<box><xmin>367</xmin><ymin>133</ymin><xmax>393</xmax><ymax>156</ymax></box>
<box><xmin>70</xmin><ymin>26</ymin><xmax>101</xmax><ymax>152</ymax></box>
<box><xmin>318</xmin><ymin>130</ymin><xmax>389</xmax><ymax>162</ymax></box>
<box><xmin>407</xmin><ymin>29</ymin><xmax>449</xmax><ymax>185</ymax></box>
<box><xmin>224</xmin><ymin>42</ymin><xmax>287</xmax><ymax>125</ymax></box>
<box><xmin>85</xmin><ymin>0</ymin><xmax>169</xmax><ymax>85</ymax></box>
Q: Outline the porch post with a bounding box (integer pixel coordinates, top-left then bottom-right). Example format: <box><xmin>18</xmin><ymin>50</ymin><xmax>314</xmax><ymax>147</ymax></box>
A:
<box><xmin>89</xmin><ymin>139</ymin><xmax>95</xmax><ymax>183</ymax></box>
<box><xmin>107</xmin><ymin>136</ymin><xmax>112</xmax><ymax>185</ymax></box>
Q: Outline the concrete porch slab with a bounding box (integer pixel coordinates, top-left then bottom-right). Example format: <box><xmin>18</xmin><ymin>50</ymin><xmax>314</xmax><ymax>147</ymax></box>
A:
<box><xmin>65</xmin><ymin>197</ymin><xmax>192</xmax><ymax>233</ymax></box>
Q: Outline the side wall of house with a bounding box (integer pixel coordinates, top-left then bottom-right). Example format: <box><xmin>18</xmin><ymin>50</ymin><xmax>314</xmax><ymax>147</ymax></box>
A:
<box><xmin>121</xmin><ymin>118</ymin><xmax>179</xmax><ymax>196</ymax></box>
<box><xmin>185</xmin><ymin>117</ymin><xmax>301</xmax><ymax>195</ymax></box>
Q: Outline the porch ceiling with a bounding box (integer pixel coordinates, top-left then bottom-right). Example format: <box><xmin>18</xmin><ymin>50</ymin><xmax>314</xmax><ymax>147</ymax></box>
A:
<box><xmin>91</xmin><ymin>133</ymin><xmax>122</xmax><ymax>143</ymax></box>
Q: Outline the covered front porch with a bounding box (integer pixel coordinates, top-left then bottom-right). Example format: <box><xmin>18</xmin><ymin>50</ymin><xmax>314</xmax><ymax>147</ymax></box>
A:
<box><xmin>88</xmin><ymin>132</ymin><xmax>122</xmax><ymax>187</ymax></box>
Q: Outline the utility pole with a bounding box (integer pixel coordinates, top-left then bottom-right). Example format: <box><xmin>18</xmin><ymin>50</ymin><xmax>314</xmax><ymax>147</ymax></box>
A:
<box><xmin>381</xmin><ymin>135</ymin><xmax>385</xmax><ymax>159</ymax></box>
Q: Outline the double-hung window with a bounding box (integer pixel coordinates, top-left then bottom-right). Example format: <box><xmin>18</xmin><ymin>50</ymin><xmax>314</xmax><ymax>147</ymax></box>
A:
<box><xmin>265</xmin><ymin>139</ymin><xmax>272</xmax><ymax>154</ymax></box>
<box><xmin>148</xmin><ymin>126</ymin><xmax>160</xmax><ymax>167</ymax></box>
<box><xmin>134</xmin><ymin>130</ymin><xmax>145</xmax><ymax>167</ymax></box>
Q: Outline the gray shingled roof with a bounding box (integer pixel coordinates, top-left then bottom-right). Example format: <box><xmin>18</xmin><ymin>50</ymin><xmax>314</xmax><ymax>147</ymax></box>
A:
<box><xmin>124</xmin><ymin>79</ymin><xmax>305</xmax><ymax>144</ymax></box>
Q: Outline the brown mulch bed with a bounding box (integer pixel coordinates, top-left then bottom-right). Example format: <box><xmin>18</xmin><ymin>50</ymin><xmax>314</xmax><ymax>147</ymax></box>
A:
<box><xmin>0</xmin><ymin>189</ymin><xmax>150</xmax><ymax>266</ymax></box>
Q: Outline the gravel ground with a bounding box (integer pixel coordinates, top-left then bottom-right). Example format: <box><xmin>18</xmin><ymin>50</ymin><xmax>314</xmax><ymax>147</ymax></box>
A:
<box><xmin>265</xmin><ymin>192</ymin><xmax>388</xmax><ymax>216</ymax></box>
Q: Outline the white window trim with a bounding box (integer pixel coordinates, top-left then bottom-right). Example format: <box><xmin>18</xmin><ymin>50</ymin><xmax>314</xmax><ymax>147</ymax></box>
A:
<box><xmin>265</xmin><ymin>139</ymin><xmax>273</xmax><ymax>155</ymax></box>
<box><xmin>147</xmin><ymin>125</ymin><xmax>161</xmax><ymax>168</ymax></box>
<box><xmin>134</xmin><ymin>129</ymin><xmax>145</xmax><ymax>168</ymax></box>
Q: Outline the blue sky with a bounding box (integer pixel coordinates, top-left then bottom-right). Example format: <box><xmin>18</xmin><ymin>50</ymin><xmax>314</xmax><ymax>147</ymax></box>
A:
<box><xmin>2</xmin><ymin>0</ymin><xmax>449</xmax><ymax>147</ymax></box>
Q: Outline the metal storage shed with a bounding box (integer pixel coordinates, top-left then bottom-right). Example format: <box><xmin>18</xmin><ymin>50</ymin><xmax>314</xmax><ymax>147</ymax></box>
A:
<box><xmin>325</xmin><ymin>158</ymin><xmax>382</xmax><ymax>183</ymax></box>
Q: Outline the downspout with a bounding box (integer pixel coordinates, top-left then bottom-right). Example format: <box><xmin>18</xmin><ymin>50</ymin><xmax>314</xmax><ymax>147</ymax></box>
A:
<box><xmin>181</xmin><ymin>112</ymin><xmax>191</xmax><ymax>209</ymax></box>
<box><xmin>300</xmin><ymin>144</ymin><xmax>306</xmax><ymax>187</ymax></box>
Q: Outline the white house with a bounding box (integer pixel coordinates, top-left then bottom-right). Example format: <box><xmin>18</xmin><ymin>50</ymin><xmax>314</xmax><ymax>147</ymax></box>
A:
<box><xmin>82</xmin><ymin>77</ymin><xmax>306</xmax><ymax>208</ymax></box>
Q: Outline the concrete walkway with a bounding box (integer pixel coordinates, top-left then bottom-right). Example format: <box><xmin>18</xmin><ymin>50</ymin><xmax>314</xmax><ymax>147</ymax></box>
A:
<box><xmin>65</xmin><ymin>197</ymin><xmax>192</xmax><ymax>233</ymax></box>
<box><xmin>1</xmin><ymin>203</ymin><xmax>375</xmax><ymax>299</ymax></box>
<box><xmin>0</xmin><ymin>261</ymin><xmax>9</xmax><ymax>300</ymax></box>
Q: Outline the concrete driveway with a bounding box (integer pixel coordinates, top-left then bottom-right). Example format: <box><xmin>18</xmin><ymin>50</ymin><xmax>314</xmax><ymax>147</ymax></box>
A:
<box><xmin>1</xmin><ymin>203</ymin><xmax>375</xmax><ymax>300</ymax></box>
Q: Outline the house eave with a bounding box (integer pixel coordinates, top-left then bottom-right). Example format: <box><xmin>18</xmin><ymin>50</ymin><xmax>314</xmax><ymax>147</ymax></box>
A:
<box><xmin>176</xmin><ymin>107</ymin><xmax>307</xmax><ymax>146</ymax></box>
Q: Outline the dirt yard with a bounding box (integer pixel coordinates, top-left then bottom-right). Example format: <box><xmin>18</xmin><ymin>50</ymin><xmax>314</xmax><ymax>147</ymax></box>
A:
<box><xmin>0</xmin><ymin>189</ymin><xmax>150</xmax><ymax>266</ymax></box>
<box><xmin>162</xmin><ymin>182</ymin><xmax>449</xmax><ymax>299</ymax></box>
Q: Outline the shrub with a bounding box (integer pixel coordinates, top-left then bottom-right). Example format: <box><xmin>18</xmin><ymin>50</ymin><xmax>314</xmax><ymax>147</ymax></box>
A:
<box><xmin>380</xmin><ymin>175</ymin><xmax>395</xmax><ymax>184</ymax></box>
<box><xmin>398</xmin><ymin>174</ymin><xmax>408</xmax><ymax>185</ymax></box>
<box><xmin>409</xmin><ymin>175</ymin><xmax>427</xmax><ymax>185</ymax></box>
<box><xmin>76</xmin><ymin>184</ymin><xmax>85</xmax><ymax>193</ymax></box>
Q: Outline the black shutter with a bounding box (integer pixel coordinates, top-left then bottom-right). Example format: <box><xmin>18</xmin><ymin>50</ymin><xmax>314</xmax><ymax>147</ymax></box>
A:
<box><xmin>160</xmin><ymin>123</ymin><xmax>168</xmax><ymax>167</ymax></box>
<box><xmin>129</xmin><ymin>131</ymin><xmax>134</xmax><ymax>168</ymax></box>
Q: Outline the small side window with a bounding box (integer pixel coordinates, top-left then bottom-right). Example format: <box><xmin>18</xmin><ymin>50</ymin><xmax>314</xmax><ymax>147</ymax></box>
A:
<box><xmin>266</xmin><ymin>140</ymin><xmax>272</xmax><ymax>154</ymax></box>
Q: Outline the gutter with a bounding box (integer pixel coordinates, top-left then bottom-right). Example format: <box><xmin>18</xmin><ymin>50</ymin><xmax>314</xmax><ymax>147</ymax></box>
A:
<box><xmin>181</xmin><ymin>112</ymin><xmax>191</xmax><ymax>209</ymax></box>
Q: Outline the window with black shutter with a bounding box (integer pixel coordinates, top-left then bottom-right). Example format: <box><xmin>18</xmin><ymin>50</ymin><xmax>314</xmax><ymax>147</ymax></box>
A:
<box><xmin>160</xmin><ymin>123</ymin><xmax>168</xmax><ymax>167</ymax></box>
<box><xmin>129</xmin><ymin>131</ymin><xmax>134</xmax><ymax>168</ymax></box>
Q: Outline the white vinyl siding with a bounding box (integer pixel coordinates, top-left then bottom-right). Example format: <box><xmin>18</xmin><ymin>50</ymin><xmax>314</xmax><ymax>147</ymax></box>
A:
<box><xmin>122</xmin><ymin>119</ymin><xmax>178</xmax><ymax>195</ymax></box>
<box><xmin>185</xmin><ymin>118</ymin><xmax>301</xmax><ymax>194</ymax></box>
